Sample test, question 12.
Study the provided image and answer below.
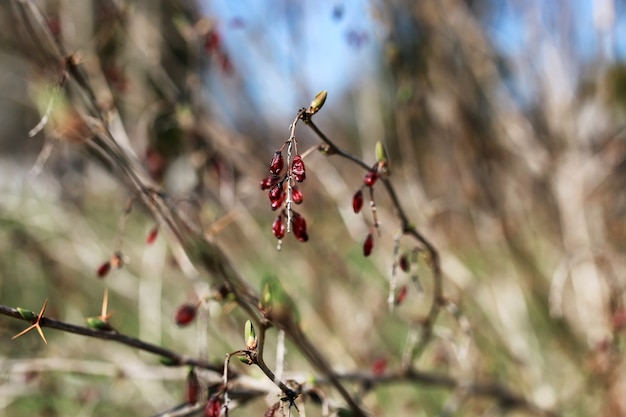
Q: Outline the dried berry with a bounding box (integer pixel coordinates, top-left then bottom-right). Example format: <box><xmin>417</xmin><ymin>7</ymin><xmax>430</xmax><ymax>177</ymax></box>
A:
<box><xmin>185</xmin><ymin>369</ymin><xmax>200</xmax><ymax>404</ymax></box>
<box><xmin>395</xmin><ymin>285</ymin><xmax>408</xmax><ymax>305</ymax></box>
<box><xmin>291</xmin><ymin>211</ymin><xmax>309</xmax><ymax>242</ymax></box>
<box><xmin>371</xmin><ymin>357</ymin><xmax>388</xmax><ymax>376</ymax></box>
<box><xmin>291</xmin><ymin>186</ymin><xmax>303</xmax><ymax>204</ymax></box>
<box><xmin>204</xmin><ymin>395</ymin><xmax>222</xmax><ymax>417</ymax></box>
<box><xmin>175</xmin><ymin>303</ymin><xmax>197</xmax><ymax>326</ymax></box>
<box><xmin>260</xmin><ymin>175</ymin><xmax>280</xmax><ymax>190</ymax></box>
<box><xmin>291</xmin><ymin>155</ymin><xmax>306</xmax><ymax>182</ymax></box>
<box><xmin>272</xmin><ymin>214</ymin><xmax>285</xmax><ymax>239</ymax></box>
<box><xmin>352</xmin><ymin>189</ymin><xmax>363</xmax><ymax>213</ymax></box>
<box><xmin>264</xmin><ymin>402</ymin><xmax>280</xmax><ymax>417</ymax></box>
<box><xmin>97</xmin><ymin>261</ymin><xmax>111</xmax><ymax>278</ymax></box>
<box><xmin>146</xmin><ymin>226</ymin><xmax>159</xmax><ymax>245</ymax></box>
<box><xmin>363</xmin><ymin>233</ymin><xmax>374</xmax><ymax>256</ymax></box>
<box><xmin>268</xmin><ymin>183</ymin><xmax>285</xmax><ymax>210</ymax></box>
<box><xmin>269</xmin><ymin>151</ymin><xmax>284</xmax><ymax>175</ymax></box>
<box><xmin>364</xmin><ymin>169</ymin><xmax>378</xmax><ymax>187</ymax></box>
<box><xmin>399</xmin><ymin>254</ymin><xmax>410</xmax><ymax>272</ymax></box>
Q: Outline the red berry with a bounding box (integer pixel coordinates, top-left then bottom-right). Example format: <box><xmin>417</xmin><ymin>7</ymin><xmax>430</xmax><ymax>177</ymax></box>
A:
<box><xmin>146</xmin><ymin>226</ymin><xmax>159</xmax><ymax>245</ymax></box>
<box><xmin>204</xmin><ymin>30</ymin><xmax>221</xmax><ymax>53</ymax></box>
<box><xmin>269</xmin><ymin>151</ymin><xmax>284</xmax><ymax>175</ymax></box>
<box><xmin>291</xmin><ymin>155</ymin><xmax>306</xmax><ymax>182</ymax></box>
<box><xmin>272</xmin><ymin>215</ymin><xmax>285</xmax><ymax>239</ymax></box>
<box><xmin>268</xmin><ymin>183</ymin><xmax>285</xmax><ymax>210</ymax></box>
<box><xmin>291</xmin><ymin>186</ymin><xmax>303</xmax><ymax>204</ymax></box>
<box><xmin>395</xmin><ymin>285</ymin><xmax>408</xmax><ymax>305</ymax></box>
<box><xmin>363</xmin><ymin>233</ymin><xmax>374</xmax><ymax>256</ymax></box>
<box><xmin>264</xmin><ymin>402</ymin><xmax>280</xmax><ymax>417</ymax></box>
<box><xmin>97</xmin><ymin>261</ymin><xmax>111</xmax><ymax>278</ymax></box>
<box><xmin>204</xmin><ymin>395</ymin><xmax>222</xmax><ymax>417</ymax></box>
<box><xmin>399</xmin><ymin>254</ymin><xmax>410</xmax><ymax>272</ymax></box>
<box><xmin>185</xmin><ymin>369</ymin><xmax>200</xmax><ymax>404</ymax></box>
<box><xmin>352</xmin><ymin>189</ymin><xmax>363</xmax><ymax>213</ymax></box>
<box><xmin>371</xmin><ymin>357</ymin><xmax>388</xmax><ymax>376</ymax></box>
<box><xmin>175</xmin><ymin>303</ymin><xmax>197</xmax><ymax>326</ymax></box>
<box><xmin>260</xmin><ymin>175</ymin><xmax>280</xmax><ymax>190</ymax></box>
<box><xmin>364</xmin><ymin>169</ymin><xmax>378</xmax><ymax>187</ymax></box>
<box><xmin>291</xmin><ymin>211</ymin><xmax>309</xmax><ymax>242</ymax></box>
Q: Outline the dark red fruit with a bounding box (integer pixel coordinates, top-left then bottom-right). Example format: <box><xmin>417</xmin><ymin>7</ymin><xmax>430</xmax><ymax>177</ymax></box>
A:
<box><xmin>264</xmin><ymin>402</ymin><xmax>280</xmax><ymax>417</ymax></box>
<box><xmin>363</xmin><ymin>233</ymin><xmax>374</xmax><ymax>256</ymax></box>
<box><xmin>146</xmin><ymin>226</ymin><xmax>159</xmax><ymax>245</ymax></box>
<box><xmin>272</xmin><ymin>215</ymin><xmax>286</xmax><ymax>239</ymax></box>
<box><xmin>268</xmin><ymin>183</ymin><xmax>285</xmax><ymax>210</ymax></box>
<box><xmin>291</xmin><ymin>155</ymin><xmax>306</xmax><ymax>182</ymax></box>
<box><xmin>175</xmin><ymin>303</ymin><xmax>197</xmax><ymax>326</ymax></box>
<box><xmin>352</xmin><ymin>189</ymin><xmax>363</xmax><ymax>213</ymax></box>
<box><xmin>204</xmin><ymin>30</ymin><xmax>221</xmax><ymax>53</ymax></box>
<box><xmin>291</xmin><ymin>211</ymin><xmax>309</xmax><ymax>242</ymax></box>
<box><xmin>185</xmin><ymin>369</ymin><xmax>200</xmax><ymax>404</ymax></box>
<box><xmin>269</xmin><ymin>151</ymin><xmax>284</xmax><ymax>175</ymax></box>
<box><xmin>260</xmin><ymin>175</ymin><xmax>280</xmax><ymax>190</ymax></box>
<box><xmin>371</xmin><ymin>357</ymin><xmax>388</xmax><ymax>376</ymax></box>
<box><xmin>97</xmin><ymin>261</ymin><xmax>111</xmax><ymax>278</ymax></box>
<box><xmin>291</xmin><ymin>186</ymin><xmax>303</xmax><ymax>204</ymax></box>
<box><xmin>364</xmin><ymin>169</ymin><xmax>378</xmax><ymax>187</ymax></box>
<box><xmin>399</xmin><ymin>254</ymin><xmax>410</xmax><ymax>272</ymax></box>
<box><xmin>395</xmin><ymin>285</ymin><xmax>408</xmax><ymax>305</ymax></box>
<box><xmin>204</xmin><ymin>395</ymin><xmax>222</xmax><ymax>417</ymax></box>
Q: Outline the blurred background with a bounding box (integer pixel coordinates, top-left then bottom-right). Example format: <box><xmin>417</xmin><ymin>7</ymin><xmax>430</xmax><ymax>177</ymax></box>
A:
<box><xmin>1</xmin><ymin>0</ymin><xmax>626</xmax><ymax>416</ymax></box>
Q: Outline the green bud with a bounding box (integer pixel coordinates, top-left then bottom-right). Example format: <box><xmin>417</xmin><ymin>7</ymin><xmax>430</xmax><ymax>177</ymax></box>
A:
<box><xmin>86</xmin><ymin>317</ymin><xmax>113</xmax><ymax>331</ymax></box>
<box><xmin>260</xmin><ymin>275</ymin><xmax>300</xmax><ymax>327</ymax></box>
<box><xmin>375</xmin><ymin>140</ymin><xmax>391</xmax><ymax>176</ymax></box>
<box><xmin>16</xmin><ymin>307</ymin><xmax>37</xmax><ymax>322</ymax></box>
<box><xmin>159</xmin><ymin>356</ymin><xmax>180</xmax><ymax>366</ymax></box>
<box><xmin>238</xmin><ymin>355</ymin><xmax>253</xmax><ymax>365</ymax></box>
<box><xmin>308</xmin><ymin>90</ymin><xmax>327</xmax><ymax>115</ymax></box>
<box><xmin>244</xmin><ymin>320</ymin><xmax>257</xmax><ymax>350</ymax></box>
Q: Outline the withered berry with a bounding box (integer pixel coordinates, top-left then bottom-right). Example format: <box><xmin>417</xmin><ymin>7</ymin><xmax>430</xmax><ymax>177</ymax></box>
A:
<box><xmin>363</xmin><ymin>233</ymin><xmax>374</xmax><ymax>256</ymax></box>
<box><xmin>204</xmin><ymin>395</ymin><xmax>222</xmax><ymax>417</ymax></box>
<box><xmin>291</xmin><ymin>211</ymin><xmax>309</xmax><ymax>242</ymax></box>
<box><xmin>269</xmin><ymin>151</ymin><xmax>284</xmax><ymax>175</ymax></box>
<box><xmin>175</xmin><ymin>303</ymin><xmax>197</xmax><ymax>326</ymax></box>
<box><xmin>185</xmin><ymin>369</ymin><xmax>200</xmax><ymax>404</ymax></box>
<box><xmin>272</xmin><ymin>214</ymin><xmax>286</xmax><ymax>239</ymax></box>
<box><xmin>292</xmin><ymin>155</ymin><xmax>306</xmax><ymax>182</ymax></box>
<box><xmin>146</xmin><ymin>226</ymin><xmax>159</xmax><ymax>245</ymax></box>
<box><xmin>291</xmin><ymin>185</ymin><xmax>303</xmax><ymax>204</ymax></box>
<box><xmin>395</xmin><ymin>285</ymin><xmax>408</xmax><ymax>305</ymax></box>
<box><xmin>399</xmin><ymin>254</ymin><xmax>410</xmax><ymax>272</ymax></box>
<box><xmin>364</xmin><ymin>169</ymin><xmax>378</xmax><ymax>187</ymax></box>
<box><xmin>260</xmin><ymin>175</ymin><xmax>280</xmax><ymax>190</ymax></box>
<box><xmin>352</xmin><ymin>189</ymin><xmax>363</xmax><ymax>213</ymax></box>
<box><xmin>268</xmin><ymin>183</ymin><xmax>285</xmax><ymax>210</ymax></box>
<box><xmin>97</xmin><ymin>261</ymin><xmax>111</xmax><ymax>278</ymax></box>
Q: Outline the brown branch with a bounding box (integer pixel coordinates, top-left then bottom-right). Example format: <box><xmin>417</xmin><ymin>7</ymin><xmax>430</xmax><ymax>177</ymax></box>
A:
<box><xmin>303</xmin><ymin>116</ymin><xmax>444</xmax><ymax>363</ymax></box>
<box><xmin>0</xmin><ymin>304</ymin><xmax>229</xmax><ymax>376</ymax></box>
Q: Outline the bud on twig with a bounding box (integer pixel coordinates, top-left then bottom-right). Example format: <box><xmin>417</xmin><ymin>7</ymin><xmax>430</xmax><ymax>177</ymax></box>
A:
<box><xmin>244</xmin><ymin>319</ymin><xmax>257</xmax><ymax>350</ymax></box>
<box><xmin>375</xmin><ymin>140</ymin><xmax>391</xmax><ymax>176</ymax></box>
<box><xmin>307</xmin><ymin>90</ymin><xmax>327</xmax><ymax>115</ymax></box>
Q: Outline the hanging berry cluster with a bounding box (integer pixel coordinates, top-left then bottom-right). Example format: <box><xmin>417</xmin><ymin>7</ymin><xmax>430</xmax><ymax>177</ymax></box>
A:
<box><xmin>352</xmin><ymin>141</ymin><xmax>390</xmax><ymax>257</ymax></box>
<box><xmin>260</xmin><ymin>135</ymin><xmax>308</xmax><ymax>247</ymax></box>
<box><xmin>260</xmin><ymin>91</ymin><xmax>327</xmax><ymax>248</ymax></box>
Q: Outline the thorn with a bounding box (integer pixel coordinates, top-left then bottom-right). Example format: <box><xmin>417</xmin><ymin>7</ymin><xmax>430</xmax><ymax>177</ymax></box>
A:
<box><xmin>12</xmin><ymin>299</ymin><xmax>49</xmax><ymax>345</ymax></box>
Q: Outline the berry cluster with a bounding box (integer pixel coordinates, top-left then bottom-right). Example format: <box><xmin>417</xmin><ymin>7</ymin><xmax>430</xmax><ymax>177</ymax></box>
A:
<box><xmin>352</xmin><ymin>166</ymin><xmax>380</xmax><ymax>256</ymax></box>
<box><xmin>261</xmin><ymin>141</ymin><xmax>308</xmax><ymax>245</ymax></box>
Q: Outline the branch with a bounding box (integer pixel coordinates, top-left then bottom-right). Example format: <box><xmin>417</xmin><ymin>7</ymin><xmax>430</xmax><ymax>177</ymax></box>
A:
<box><xmin>303</xmin><ymin>116</ymin><xmax>443</xmax><ymax>363</ymax></box>
<box><xmin>0</xmin><ymin>304</ymin><xmax>229</xmax><ymax>375</ymax></box>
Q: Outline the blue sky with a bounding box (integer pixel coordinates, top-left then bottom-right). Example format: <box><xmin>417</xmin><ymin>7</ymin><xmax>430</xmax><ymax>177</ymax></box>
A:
<box><xmin>199</xmin><ymin>0</ymin><xmax>626</xmax><ymax>123</ymax></box>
